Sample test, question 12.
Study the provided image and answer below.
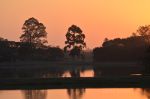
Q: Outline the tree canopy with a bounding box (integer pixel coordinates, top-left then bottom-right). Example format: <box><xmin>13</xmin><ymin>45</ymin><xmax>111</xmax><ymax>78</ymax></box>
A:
<box><xmin>20</xmin><ymin>17</ymin><xmax>47</xmax><ymax>48</ymax></box>
<box><xmin>64</xmin><ymin>25</ymin><xmax>86</xmax><ymax>52</ymax></box>
<box><xmin>137</xmin><ymin>25</ymin><xmax>150</xmax><ymax>44</ymax></box>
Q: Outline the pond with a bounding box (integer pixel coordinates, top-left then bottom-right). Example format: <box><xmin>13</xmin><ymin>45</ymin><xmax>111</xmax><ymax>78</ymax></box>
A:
<box><xmin>0</xmin><ymin>88</ymin><xmax>149</xmax><ymax>99</ymax></box>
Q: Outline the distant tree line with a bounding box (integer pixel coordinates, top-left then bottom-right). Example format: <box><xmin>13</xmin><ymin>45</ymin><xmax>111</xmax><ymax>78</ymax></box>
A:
<box><xmin>0</xmin><ymin>17</ymin><xmax>88</xmax><ymax>62</ymax></box>
<box><xmin>0</xmin><ymin>39</ymin><xmax>64</xmax><ymax>62</ymax></box>
<box><xmin>93</xmin><ymin>25</ymin><xmax>150</xmax><ymax>62</ymax></box>
<box><xmin>0</xmin><ymin>17</ymin><xmax>64</xmax><ymax>62</ymax></box>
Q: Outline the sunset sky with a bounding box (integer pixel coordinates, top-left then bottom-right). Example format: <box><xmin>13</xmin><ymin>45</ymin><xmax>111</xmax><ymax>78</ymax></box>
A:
<box><xmin>1</xmin><ymin>0</ymin><xmax>150</xmax><ymax>48</ymax></box>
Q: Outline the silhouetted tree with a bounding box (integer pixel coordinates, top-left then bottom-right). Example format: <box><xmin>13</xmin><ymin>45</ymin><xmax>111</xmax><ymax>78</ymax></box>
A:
<box><xmin>137</xmin><ymin>25</ymin><xmax>150</xmax><ymax>44</ymax></box>
<box><xmin>0</xmin><ymin>37</ymin><xmax>8</xmax><ymax>41</ymax></box>
<box><xmin>93</xmin><ymin>36</ymin><xmax>147</xmax><ymax>62</ymax></box>
<box><xmin>136</xmin><ymin>25</ymin><xmax>150</xmax><ymax>74</ymax></box>
<box><xmin>20</xmin><ymin>17</ymin><xmax>47</xmax><ymax>48</ymax></box>
<box><xmin>104</xmin><ymin>38</ymin><xmax>109</xmax><ymax>42</ymax></box>
<box><xmin>131</xmin><ymin>32</ymin><xmax>137</xmax><ymax>37</ymax></box>
<box><xmin>64</xmin><ymin>25</ymin><xmax>86</xmax><ymax>58</ymax></box>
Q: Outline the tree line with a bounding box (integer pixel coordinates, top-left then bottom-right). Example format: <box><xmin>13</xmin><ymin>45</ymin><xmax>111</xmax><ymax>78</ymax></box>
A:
<box><xmin>0</xmin><ymin>39</ymin><xmax>64</xmax><ymax>62</ymax></box>
<box><xmin>93</xmin><ymin>25</ymin><xmax>150</xmax><ymax>62</ymax></box>
<box><xmin>0</xmin><ymin>17</ymin><xmax>64</xmax><ymax>62</ymax></box>
<box><xmin>0</xmin><ymin>17</ymin><xmax>87</xmax><ymax>62</ymax></box>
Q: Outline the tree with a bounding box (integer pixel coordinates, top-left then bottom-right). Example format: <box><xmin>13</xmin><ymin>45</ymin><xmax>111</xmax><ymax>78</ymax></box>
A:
<box><xmin>0</xmin><ymin>37</ymin><xmax>8</xmax><ymax>41</ymax></box>
<box><xmin>20</xmin><ymin>17</ymin><xmax>47</xmax><ymax>48</ymax></box>
<box><xmin>64</xmin><ymin>25</ymin><xmax>86</xmax><ymax>58</ymax></box>
<box><xmin>137</xmin><ymin>25</ymin><xmax>150</xmax><ymax>44</ymax></box>
<box><xmin>104</xmin><ymin>38</ymin><xmax>109</xmax><ymax>42</ymax></box>
<box><xmin>131</xmin><ymin>32</ymin><xmax>137</xmax><ymax>37</ymax></box>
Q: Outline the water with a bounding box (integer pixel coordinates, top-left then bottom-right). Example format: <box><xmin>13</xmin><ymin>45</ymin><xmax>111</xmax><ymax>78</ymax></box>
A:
<box><xmin>0</xmin><ymin>88</ymin><xmax>149</xmax><ymax>99</ymax></box>
<box><xmin>0</xmin><ymin>65</ymin><xmax>145</xmax><ymax>99</ymax></box>
<box><xmin>62</xmin><ymin>70</ymin><xmax>94</xmax><ymax>77</ymax></box>
<box><xmin>0</xmin><ymin>65</ymin><xmax>142</xmax><ymax>78</ymax></box>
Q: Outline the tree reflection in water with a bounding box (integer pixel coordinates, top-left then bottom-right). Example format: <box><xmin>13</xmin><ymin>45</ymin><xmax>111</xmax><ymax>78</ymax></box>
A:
<box><xmin>23</xmin><ymin>90</ymin><xmax>47</xmax><ymax>99</ymax></box>
<box><xmin>67</xmin><ymin>69</ymin><xmax>86</xmax><ymax>99</ymax></box>
<box><xmin>67</xmin><ymin>89</ymin><xmax>85</xmax><ymax>99</ymax></box>
<box><xmin>141</xmin><ymin>88</ymin><xmax>150</xmax><ymax>99</ymax></box>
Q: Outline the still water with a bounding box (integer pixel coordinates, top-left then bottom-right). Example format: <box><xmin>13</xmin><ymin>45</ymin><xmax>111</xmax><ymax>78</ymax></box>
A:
<box><xmin>0</xmin><ymin>88</ymin><xmax>149</xmax><ymax>99</ymax></box>
<box><xmin>0</xmin><ymin>65</ymin><xmax>142</xmax><ymax>78</ymax></box>
<box><xmin>0</xmin><ymin>65</ymin><xmax>145</xmax><ymax>99</ymax></box>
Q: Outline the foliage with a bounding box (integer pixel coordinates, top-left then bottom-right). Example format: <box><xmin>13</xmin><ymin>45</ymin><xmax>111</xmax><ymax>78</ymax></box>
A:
<box><xmin>0</xmin><ymin>40</ymin><xmax>64</xmax><ymax>62</ymax></box>
<box><xmin>94</xmin><ymin>36</ymin><xmax>147</xmax><ymax>62</ymax></box>
<box><xmin>20</xmin><ymin>17</ymin><xmax>47</xmax><ymax>48</ymax></box>
<box><xmin>64</xmin><ymin>25</ymin><xmax>86</xmax><ymax>57</ymax></box>
<box><xmin>137</xmin><ymin>25</ymin><xmax>150</xmax><ymax>44</ymax></box>
<box><xmin>0</xmin><ymin>37</ymin><xmax>8</xmax><ymax>41</ymax></box>
<box><xmin>137</xmin><ymin>25</ymin><xmax>150</xmax><ymax>36</ymax></box>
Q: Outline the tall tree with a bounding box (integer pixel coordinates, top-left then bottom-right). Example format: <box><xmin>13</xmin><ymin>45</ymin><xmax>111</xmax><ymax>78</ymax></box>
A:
<box><xmin>64</xmin><ymin>25</ymin><xmax>86</xmax><ymax>58</ymax></box>
<box><xmin>20</xmin><ymin>17</ymin><xmax>47</xmax><ymax>48</ymax></box>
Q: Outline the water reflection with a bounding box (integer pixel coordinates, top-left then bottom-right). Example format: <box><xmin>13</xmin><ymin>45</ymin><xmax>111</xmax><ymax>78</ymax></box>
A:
<box><xmin>0</xmin><ymin>88</ymin><xmax>149</xmax><ymax>99</ymax></box>
<box><xmin>66</xmin><ymin>68</ymin><xmax>86</xmax><ymax>99</ymax></box>
<box><xmin>0</xmin><ymin>64</ymin><xmax>144</xmax><ymax>78</ymax></box>
<box><xmin>23</xmin><ymin>90</ymin><xmax>47</xmax><ymax>99</ymax></box>
<box><xmin>93</xmin><ymin>65</ymin><xmax>142</xmax><ymax>76</ymax></box>
<box><xmin>67</xmin><ymin>89</ymin><xmax>85</xmax><ymax>99</ymax></box>
<box><xmin>0</xmin><ymin>65</ymin><xmax>94</xmax><ymax>78</ymax></box>
<box><xmin>140</xmin><ymin>88</ymin><xmax>150</xmax><ymax>99</ymax></box>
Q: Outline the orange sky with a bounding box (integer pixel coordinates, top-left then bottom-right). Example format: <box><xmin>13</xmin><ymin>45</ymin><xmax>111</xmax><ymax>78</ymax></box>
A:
<box><xmin>1</xmin><ymin>0</ymin><xmax>150</xmax><ymax>48</ymax></box>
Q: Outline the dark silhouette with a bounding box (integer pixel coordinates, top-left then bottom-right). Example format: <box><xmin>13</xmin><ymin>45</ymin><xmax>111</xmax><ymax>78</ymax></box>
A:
<box><xmin>18</xmin><ymin>44</ymin><xmax>64</xmax><ymax>61</ymax></box>
<box><xmin>142</xmin><ymin>46</ymin><xmax>150</xmax><ymax>75</ymax></box>
<box><xmin>69</xmin><ymin>46</ymin><xmax>81</xmax><ymax>59</ymax></box>
<box><xmin>0</xmin><ymin>39</ymin><xmax>64</xmax><ymax>62</ymax></box>
<box><xmin>0</xmin><ymin>37</ymin><xmax>8</xmax><ymax>41</ymax></box>
<box><xmin>69</xmin><ymin>68</ymin><xmax>81</xmax><ymax>78</ymax></box>
<box><xmin>93</xmin><ymin>25</ymin><xmax>150</xmax><ymax>62</ymax></box>
<box><xmin>104</xmin><ymin>37</ymin><xmax>109</xmax><ymax>43</ymax></box>
<box><xmin>64</xmin><ymin>25</ymin><xmax>86</xmax><ymax>59</ymax></box>
<box><xmin>137</xmin><ymin>25</ymin><xmax>150</xmax><ymax>44</ymax></box>
<box><xmin>93</xmin><ymin>36</ymin><xmax>148</xmax><ymax>62</ymax></box>
<box><xmin>20</xmin><ymin>17</ymin><xmax>47</xmax><ymax>48</ymax></box>
<box><xmin>0</xmin><ymin>40</ymin><xmax>18</xmax><ymax>62</ymax></box>
<box><xmin>136</xmin><ymin>25</ymin><xmax>150</xmax><ymax>74</ymax></box>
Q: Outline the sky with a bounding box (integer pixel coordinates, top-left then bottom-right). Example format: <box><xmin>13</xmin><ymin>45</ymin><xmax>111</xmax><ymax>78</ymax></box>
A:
<box><xmin>1</xmin><ymin>0</ymin><xmax>150</xmax><ymax>48</ymax></box>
